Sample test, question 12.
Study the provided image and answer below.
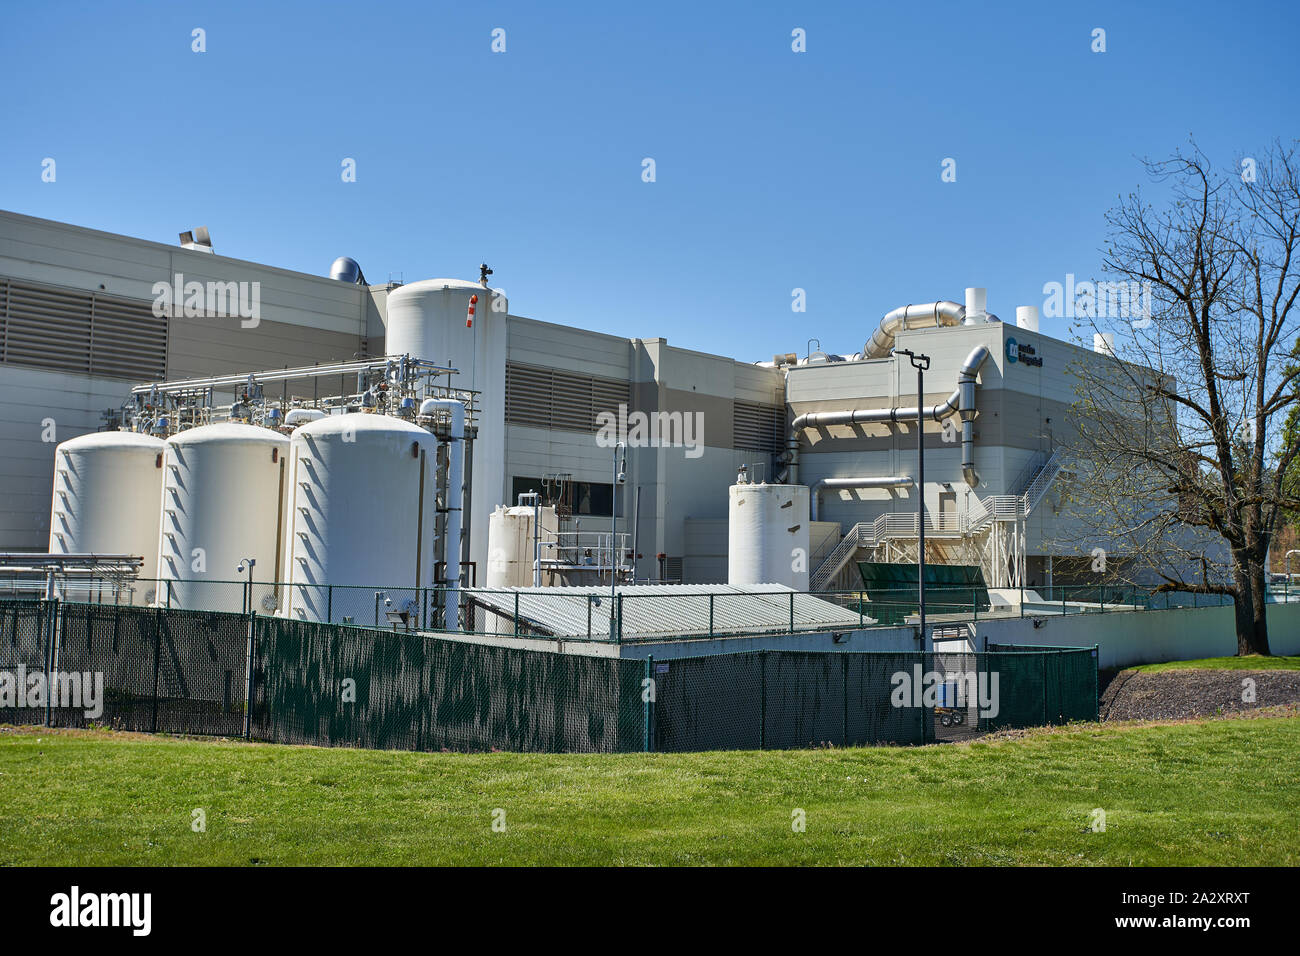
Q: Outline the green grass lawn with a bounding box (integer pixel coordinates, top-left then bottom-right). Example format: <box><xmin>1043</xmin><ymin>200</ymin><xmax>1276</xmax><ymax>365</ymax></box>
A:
<box><xmin>1131</xmin><ymin>655</ymin><xmax>1300</xmax><ymax>673</ymax></box>
<box><xmin>2</xmin><ymin>716</ymin><xmax>1297</xmax><ymax>866</ymax></box>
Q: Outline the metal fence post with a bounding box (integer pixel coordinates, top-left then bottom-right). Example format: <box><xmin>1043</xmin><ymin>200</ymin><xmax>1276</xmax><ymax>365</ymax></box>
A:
<box><xmin>151</xmin><ymin>605</ymin><xmax>162</xmax><ymax>734</ymax></box>
<box><xmin>709</xmin><ymin>593</ymin><xmax>714</xmax><ymax>637</ymax></box>
<box><xmin>42</xmin><ymin>599</ymin><xmax>55</xmax><ymax>727</ymax></box>
<box><xmin>922</xmin><ymin>650</ymin><xmax>931</xmax><ymax>745</ymax></box>
<box><xmin>1041</xmin><ymin>650</ymin><xmax>1048</xmax><ymax>725</ymax></box>
<box><xmin>842</xmin><ymin>655</ymin><xmax>849</xmax><ymax>747</ymax></box>
<box><xmin>643</xmin><ymin>655</ymin><xmax>653</xmax><ymax>753</ymax></box>
<box><xmin>327</xmin><ymin>584</ymin><xmax>332</xmax><ymax>624</ymax></box>
<box><xmin>617</xmin><ymin>594</ymin><xmax>624</xmax><ymax>642</ymax></box>
<box><xmin>759</xmin><ymin>650</ymin><xmax>767</xmax><ymax>750</ymax></box>
<box><xmin>789</xmin><ymin>592</ymin><xmax>795</xmax><ymax>634</ymax></box>
<box><xmin>514</xmin><ymin>592</ymin><xmax>520</xmax><ymax>638</ymax></box>
<box><xmin>243</xmin><ymin>611</ymin><xmax>256</xmax><ymax>740</ymax></box>
<box><xmin>1093</xmin><ymin>644</ymin><xmax>1101</xmax><ymax>719</ymax></box>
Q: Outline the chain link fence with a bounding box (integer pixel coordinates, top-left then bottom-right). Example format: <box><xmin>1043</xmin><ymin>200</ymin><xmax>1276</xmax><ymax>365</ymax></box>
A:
<box><xmin>0</xmin><ymin>577</ymin><xmax>1258</xmax><ymax>638</ymax></box>
<box><xmin>1</xmin><ymin>601</ymin><xmax>1098</xmax><ymax>752</ymax></box>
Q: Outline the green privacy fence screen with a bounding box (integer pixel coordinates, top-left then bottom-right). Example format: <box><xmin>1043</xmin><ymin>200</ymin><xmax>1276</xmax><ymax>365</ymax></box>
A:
<box><xmin>250</xmin><ymin>616</ymin><xmax>647</xmax><ymax>753</ymax></box>
<box><xmin>1</xmin><ymin>601</ymin><xmax>1098</xmax><ymax>753</ymax></box>
<box><xmin>855</xmin><ymin>562</ymin><xmax>992</xmax><ymax>625</ymax></box>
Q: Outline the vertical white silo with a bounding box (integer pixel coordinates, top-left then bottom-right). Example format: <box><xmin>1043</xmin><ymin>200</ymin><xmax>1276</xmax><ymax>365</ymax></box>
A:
<box><xmin>727</xmin><ymin>483</ymin><xmax>811</xmax><ymax>590</ymax></box>
<box><xmin>285</xmin><ymin>413</ymin><xmax>439</xmax><ymax>623</ymax></box>
<box><xmin>157</xmin><ymin>423</ymin><xmax>289</xmax><ymax>613</ymax></box>
<box><xmin>384</xmin><ymin>279</ymin><xmax>508</xmax><ymax>583</ymax></box>
<box><xmin>48</xmin><ymin>431</ymin><xmax>167</xmax><ymax>604</ymax></box>
<box><xmin>486</xmin><ymin>503</ymin><xmax>561</xmax><ymax>588</ymax></box>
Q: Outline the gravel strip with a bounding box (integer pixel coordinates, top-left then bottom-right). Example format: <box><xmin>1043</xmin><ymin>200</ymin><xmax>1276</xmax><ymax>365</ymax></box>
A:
<box><xmin>1100</xmin><ymin>669</ymin><xmax>1300</xmax><ymax>721</ymax></box>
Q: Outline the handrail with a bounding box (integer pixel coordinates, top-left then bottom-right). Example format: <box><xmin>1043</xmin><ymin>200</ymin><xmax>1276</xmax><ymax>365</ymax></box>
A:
<box><xmin>807</xmin><ymin>450</ymin><xmax>1072</xmax><ymax>591</ymax></box>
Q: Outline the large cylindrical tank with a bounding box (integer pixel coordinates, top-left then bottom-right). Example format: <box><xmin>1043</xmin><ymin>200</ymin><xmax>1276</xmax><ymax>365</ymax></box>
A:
<box><xmin>48</xmin><ymin>431</ymin><xmax>166</xmax><ymax>604</ymax></box>
<box><xmin>385</xmin><ymin>278</ymin><xmax>509</xmax><ymax>584</ymax></box>
<box><xmin>727</xmin><ymin>483</ymin><xmax>811</xmax><ymax>590</ymax></box>
<box><xmin>284</xmin><ymin>413</ymin><xmax>438</xmax><ymax>623</ymax></box>
<box><xmin>157</xmin><ymin>423</ymin><xmax>288</xmax><ymax>613</ymax></box>
<box><xmin>385</xmin><ymin>278</ymin><xmax>506</xmax><ymax>365</ymax></box>
<box><xmin>485</xmin><ymin>503</ymin><xmax>560</xmax><ymax>588</ymax></box>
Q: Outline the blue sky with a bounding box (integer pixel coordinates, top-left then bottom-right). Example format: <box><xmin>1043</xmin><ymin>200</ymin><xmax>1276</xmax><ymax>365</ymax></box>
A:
<box><xmin>2</xmin><ymin>0</ymin><xmax>1296</xmax><ymax>360</ymax></box>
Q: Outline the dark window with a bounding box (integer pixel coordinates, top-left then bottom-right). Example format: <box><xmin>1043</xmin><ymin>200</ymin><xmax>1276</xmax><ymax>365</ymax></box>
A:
<box><xmin>511</xmin><ymin>476</ymin><xmax>622</xmax><ymax>517</ymax></box>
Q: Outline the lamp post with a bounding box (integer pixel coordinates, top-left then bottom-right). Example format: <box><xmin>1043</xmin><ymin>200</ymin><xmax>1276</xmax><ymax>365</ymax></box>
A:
<box><xmin>236</xmin><ymin>558</ymin><xmax>256</xmax><ymax>615</ymax></box>
<box><xmin>893</xmin><ymin>349</ymin><xmax>931</xmax><ymax>641</ymax></box>
<box><xmin>610</xmin><ymin>441</ymin><xmax>627</xmax><ymax>640</ymax></box>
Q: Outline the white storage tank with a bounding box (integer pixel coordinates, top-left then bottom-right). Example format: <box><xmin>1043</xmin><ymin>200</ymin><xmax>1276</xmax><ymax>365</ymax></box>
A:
<box><xmin>486</xmin><ymin>503</ymin><xmax>560</xmax><ymax>588</ymax></box>
<box><xmin>727</xmin><ymin>483</ymin><xmax>811</xmax><ymax>590</ymax></box>
<box><xmin>385</xmin><ymin>278</ymin><xmax>506</xmax><ymax>365</ymax></box>
<box><xmin>157</xmin><ymin>423</ymin><xmax>289</xmax><ymax>613</ymax></box>
<box><xmin>284</xmin><ymin>413</ymin><xmax>439</xmax><ymax>623</ymax></box>
<box><xmin>48</xmin><ymin>431</ymin><xmax>166</xmax><ymax>604</ymax></box>
<box><xmin>385</xmin><ymin>278</ymin><xmax>508</xmax><ymax>584</ymax></box>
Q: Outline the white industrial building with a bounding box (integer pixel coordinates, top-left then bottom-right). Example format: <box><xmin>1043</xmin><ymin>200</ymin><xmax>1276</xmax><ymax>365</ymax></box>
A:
<box><xmin>0</xmin><ymin>209</ymin><xmax>1190</xmax><ymax>612</ymax></box>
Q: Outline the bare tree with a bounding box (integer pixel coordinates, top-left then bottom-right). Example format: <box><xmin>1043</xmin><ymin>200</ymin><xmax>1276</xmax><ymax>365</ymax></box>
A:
<box><xmin>1061</xmin><ymin>140</ymin><xmax>1300</xmax><ymax>656</ymax></box>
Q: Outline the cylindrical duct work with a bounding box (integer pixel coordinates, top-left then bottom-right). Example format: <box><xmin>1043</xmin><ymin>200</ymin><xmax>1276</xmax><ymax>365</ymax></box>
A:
<box><xmin>284</xmin><ymin>413</ymin><xmax>438</xmax><ymax>623</ymax></box>
<box><xmin>48</xmin><ymin>431</ymin><xmax>166</xmax><ymax>604</ymax></box>
<box><xmin>157</xmin><ymin>424</ymin><xmax>288</xmax><ymax>613</ymax></box>
<box><xmin>1016</xmin><ymin>305</ymin><xmax>1039</xmax><ymax>332</ymax></box>
<box><xmin>284</xmin><ymin>408</ymin><xmax>326</xmax><ymax>428</ymax></box>
<box><xmin>727</xmin><ymin>483</ymin><xmax>811</xmax><ymax>590</ymax></box>
<box><xmin>964</xmin><ymin>287</ymin><xmax>987</xmax><ymax>324</ymax></box>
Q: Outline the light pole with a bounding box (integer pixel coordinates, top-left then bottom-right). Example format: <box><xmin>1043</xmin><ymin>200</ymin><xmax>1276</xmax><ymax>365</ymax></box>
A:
<box><xmin>236</xmin><ymin>558</ymin><xmax>256</xmax><ymax>615</ymax></box>
<box><xmin>893</xmin><ymin>348</ymin><xmax>931</xmax><ymax>641</ymax></box>
<box><xmin>610</xmin><ymin>441</ymin><xmax>627</xmax><ymax>640</ymax></box>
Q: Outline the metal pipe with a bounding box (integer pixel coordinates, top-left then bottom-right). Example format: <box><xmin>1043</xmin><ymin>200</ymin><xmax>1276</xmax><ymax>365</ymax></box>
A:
<box><xmin>863</xmin><ymin>301</ymin><xmax>965</xmax><ymax>359</ymax></box>
<box><xmin>792</xmin><ymin>345</ymin><xmax>990</xmax><ymax>488</ymax></box>
<box><xmin>810</xmin><ymin>476</ymin><xmax>913</xmax><ymax>521</ymax></box>
<box><xmin>421</xmin><ymin>398</ymin><xmax>465</xmax><ymax>627</ymax></box>
<box><xmin>131</xmin><ymin>355</ymin><xmax>455</xmax><ymax>395</ymax></box>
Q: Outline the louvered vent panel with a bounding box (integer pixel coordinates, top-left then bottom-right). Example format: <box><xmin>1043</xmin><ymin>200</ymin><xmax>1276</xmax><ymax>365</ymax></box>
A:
<box><xmin>90</xmin><ymin>293</ymin><xmax>168</xmax><ymax>379</ymax></box>
<box><xmin>505</xmin><ymin>361</ymin><xmax>629</xmax><ymax>433</ymax></box>
<box><xmin>0</xmin><ymin>278</ymin><xmax>167</xmax><ymax>380</ymax></box>
<box><xmin>5</xmin><ymin>282</ymin><xmax>93</xmax><ymax>372</ymax></box>
<box><xmin>733</xmin><ymin>399</ymin><xmax>785</xmax><ymax>453</ymax></box>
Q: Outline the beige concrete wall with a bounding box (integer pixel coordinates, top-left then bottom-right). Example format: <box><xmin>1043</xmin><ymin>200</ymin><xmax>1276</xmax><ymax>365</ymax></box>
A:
<box><xmin>975</xmin><ymin>601</ymin><xmax>1300</xmax><ymax>670</ymax></box>
<box><xmin>0</xmin><ymin>210</ymin><xmax>372</xmax><ymax>550</ymax></box>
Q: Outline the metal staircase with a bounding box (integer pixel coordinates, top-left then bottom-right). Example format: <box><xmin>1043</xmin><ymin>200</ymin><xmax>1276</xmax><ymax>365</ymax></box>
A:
<box><xmin>809</xmin><ymin>448</ymin><xmax>1069</xmax><ymax>591</ymax></box>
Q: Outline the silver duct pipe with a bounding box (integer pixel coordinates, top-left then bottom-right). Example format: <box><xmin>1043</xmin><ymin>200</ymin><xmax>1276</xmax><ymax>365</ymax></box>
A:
<box><xmin>811</xmin><ymin>476</ymin><xmax>913</xmax><ymax>521</ymax></box>
<box><xmin>792</xmin><ymin>344</ymin><xmax>991</xmax><ymax>487</ymax></box>
<box><xmin>863</xmin><ymin>301</ymin><xmax>965</xmax><ymax>358</ymax></box>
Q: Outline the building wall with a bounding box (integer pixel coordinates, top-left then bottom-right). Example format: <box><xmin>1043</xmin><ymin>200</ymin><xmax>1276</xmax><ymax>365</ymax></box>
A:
<box><xmin>975</xmin><ymin>602</ymin><xmax>1300</xmax><ymax>670</ymax></box>
<box><xmin>0</xmin><ymin>210</ymin><xmax>369</xmax><ymax>551</ymax></box>
<box><xmin>0</xmin><ymin>366</ymin><xmax>129</xmax><ymax>547</ymax></box>
<box><xmin>785</xmin><ymin>321</ymin><xmax>1165</xmax><ymax>571</ymax></box>
<box><xmin>501</xmin><ymin>329</ymin><xmax>784</xmax><ymax>582</ymax></box>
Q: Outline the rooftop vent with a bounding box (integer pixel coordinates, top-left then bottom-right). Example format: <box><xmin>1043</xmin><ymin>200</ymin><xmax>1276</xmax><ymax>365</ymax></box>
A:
<box><xmin>329</xmin><ymin>256</ymin><xmax>366</xmax><ymax>284</ymax></box>
<box><xmin>178</xmin><ymin>226</ymin><xmax>213</xmax><ymax>254</ymax></box>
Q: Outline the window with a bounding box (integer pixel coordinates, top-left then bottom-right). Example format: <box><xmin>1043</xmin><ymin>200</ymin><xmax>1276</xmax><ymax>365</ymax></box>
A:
<box><xmin>511</xmin><ymin>476</ymin><xmax>623</xmax><ymax>517</ymax></box>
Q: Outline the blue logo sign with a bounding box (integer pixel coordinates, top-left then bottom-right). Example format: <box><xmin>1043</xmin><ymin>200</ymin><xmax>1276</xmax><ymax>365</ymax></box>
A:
<box><xmin>1005</xmin><ymin>337</ymin><xmax>1043</xmax><ymax>367</ymax></box>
